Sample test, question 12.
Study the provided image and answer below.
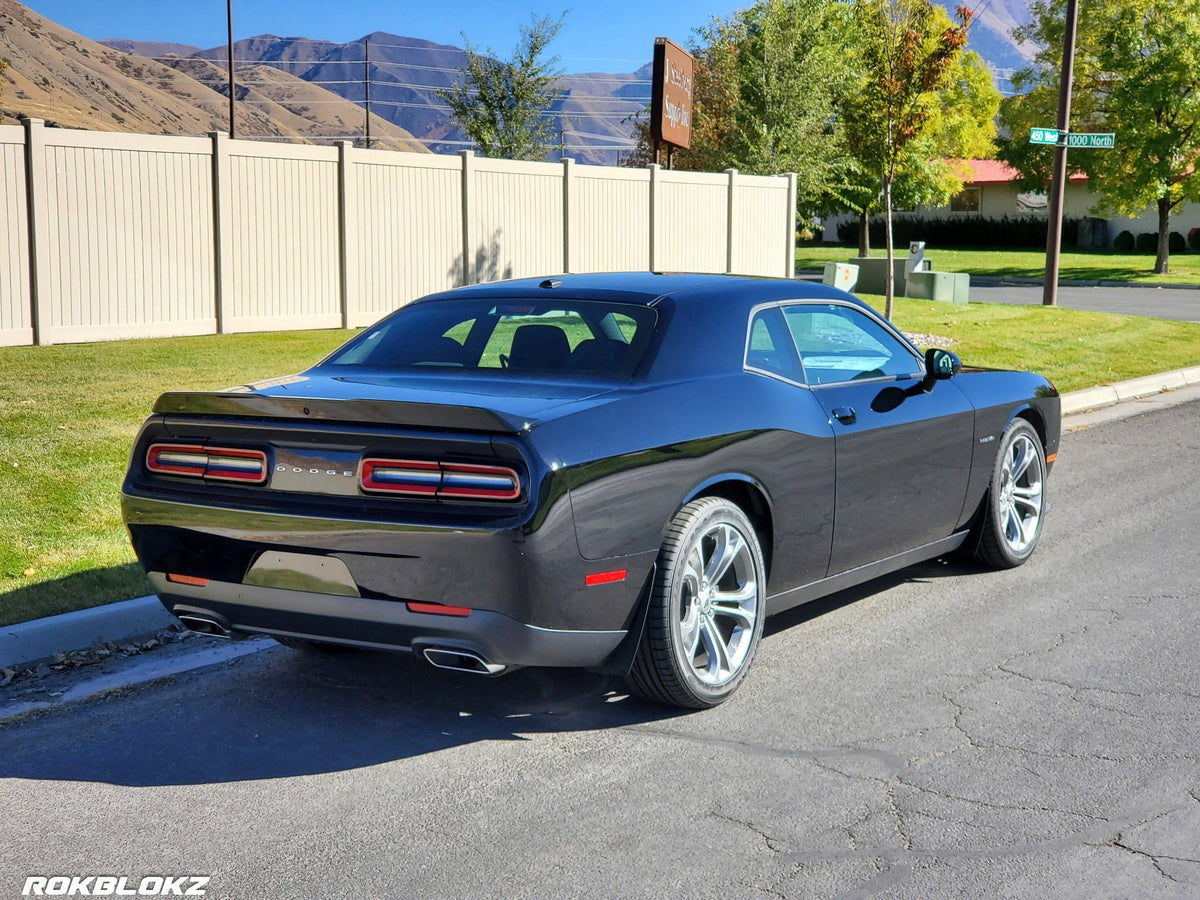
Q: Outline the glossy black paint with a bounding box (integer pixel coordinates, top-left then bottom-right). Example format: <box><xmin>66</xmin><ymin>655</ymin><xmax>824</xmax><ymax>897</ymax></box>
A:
<box><xmin>121</xmin><ymin>273</ymin><xmax>1061</xmax><ymax>669</ymax></box>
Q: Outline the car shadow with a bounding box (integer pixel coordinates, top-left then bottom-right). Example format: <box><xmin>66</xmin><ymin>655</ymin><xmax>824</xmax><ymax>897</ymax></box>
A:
<box><xmin>0</xmin><ymin>555</ymin><xmax>981</xmax><ymax>788</ymax></box>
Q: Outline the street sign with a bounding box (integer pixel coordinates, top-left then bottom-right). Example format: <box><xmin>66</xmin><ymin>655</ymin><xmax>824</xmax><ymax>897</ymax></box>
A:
<box><xmin>1030</xmin><ymin>128</ymin><xmax>1115</xmax><ymax>149</ymax></box>
<box><xmin>1066</xmin><ymin>132</ymin><xmax>1115</xmax><ymax>149</ymax></box>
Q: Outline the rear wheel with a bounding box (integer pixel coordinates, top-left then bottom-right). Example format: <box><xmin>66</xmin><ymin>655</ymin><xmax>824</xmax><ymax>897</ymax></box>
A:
<box><xmin>629</xmin><ymin>497</ymin><xmax>766</xmax><ymax>709</ymax></box>
<box><xmin>976</xmin><ymin>418</ymin><xmax>1047</xmax><ymax>569</ymax></box>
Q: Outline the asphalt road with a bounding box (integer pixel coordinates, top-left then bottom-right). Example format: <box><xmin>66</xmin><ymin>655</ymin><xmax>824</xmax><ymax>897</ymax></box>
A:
<box><xmin>971</xmin><ymin>282</ymin><xmax>1200</xmax><ymax>322</ymax></box>
<box><xmin>1</xmin><ymin>403</ymin><xmax>1198</xmax><ymax>899</ymax></box>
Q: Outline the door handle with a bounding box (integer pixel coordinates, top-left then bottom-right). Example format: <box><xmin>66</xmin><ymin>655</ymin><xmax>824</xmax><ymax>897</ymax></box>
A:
<box><xmin>832</xmin><ymin>406</ymin><xmax>857</xmax><ymax>425</ymax></box>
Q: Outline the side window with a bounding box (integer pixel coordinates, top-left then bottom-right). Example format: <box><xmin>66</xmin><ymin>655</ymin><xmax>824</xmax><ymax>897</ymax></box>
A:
<box><xmin>745</xmin><ymin>307</ymin><xmax>804</xmax><ymax>383</ymax></box>
<box><xmin>781</xmin><ymin>305</ymin><xmax>921</xmax><ymax>385</ymax></box>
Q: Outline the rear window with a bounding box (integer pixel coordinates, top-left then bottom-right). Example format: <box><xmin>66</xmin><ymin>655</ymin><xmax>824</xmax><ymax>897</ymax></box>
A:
<box><xmin>321</xmin><ymin>298</ymin><xmax>657</xmax><ymax>378</ymax></box>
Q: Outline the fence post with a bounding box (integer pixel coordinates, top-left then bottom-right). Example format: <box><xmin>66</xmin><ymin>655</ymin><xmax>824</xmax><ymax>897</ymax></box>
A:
<box><xmin>726</xmin><ymin>168</ymin><xmax>738</xmax><ymax>274</ymax></box>
<box><xmin>648</xmin><ymin>163</ymin><xmax>661</xmax><ymax>272</ymax></box>
<box><xmin>337</xmin><ymin>140</ymin><xmax>356</xmax><ymax>329</ymax></box>
<box><xmin>23</xmin><ymin>118</ymin><xmax>51</xmax><ymax>346</ymax></box>
<box><xmin>211</xmin><ymin>131</ymin><xmax>233</xmax><ymax>333</ymax></box>
<box><xmin>459</xmin><ymin>150</ymin><xmax>475</xmax><ymax>285</ymax></box>
<box><xmin>784</xmin><ymin>172</ymin><xmax>798</xmax><ymax>278</ymax></box>
<box><xmin>562</xmin><ymin>157</ymin><xmax>575</xmax><ymax>274</ymax></box>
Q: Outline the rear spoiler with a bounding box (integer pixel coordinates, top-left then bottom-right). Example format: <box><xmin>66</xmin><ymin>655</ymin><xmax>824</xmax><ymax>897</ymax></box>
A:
<box><xmin>152</xmin><ymin>392</ymin><xmax>526</xmax><ymax>433</ymax></box>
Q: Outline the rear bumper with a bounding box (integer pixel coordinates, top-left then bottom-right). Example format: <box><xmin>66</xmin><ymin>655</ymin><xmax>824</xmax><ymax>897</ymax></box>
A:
<box><xmin>151</xmin><ymin>573</ymin><xmax>628</xmax><ymax>668</ymax></box>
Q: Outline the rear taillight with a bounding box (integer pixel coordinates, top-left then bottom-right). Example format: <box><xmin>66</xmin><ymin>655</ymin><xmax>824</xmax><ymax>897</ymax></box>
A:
<box><xmin>361</xmin><ymin>458</ymin><xmax>521</xmax><ymax>501</ymax></box>
<box><xmin>147</xmin><ymin>443</ymin><xmax>268</xmax><ymax>484</ymax></box>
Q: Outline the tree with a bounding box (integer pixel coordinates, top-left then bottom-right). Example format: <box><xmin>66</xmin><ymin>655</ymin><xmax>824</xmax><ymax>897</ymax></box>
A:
<box><xmin>844</xmin><ymin>0</ymin><xmax>973</xmax><ymax>318</ymax></box>
<box><xmin>1000</xmin><ymin>0</ymin><xmax>1200</xmax><ymax>274</ymax></box>
<box><xmin>438</xmin><ymin>14</ymin><xmax>565</xmax><ymax>161</ymax></box>
<box><xmin>836</xmin><ymin>37</ymin><xmax>999</xmax><ymax>258</ymax></box>
<box><xmin>666</xmin><ymin>0</ymin><xmax>857</xmax><ymax>218</ymax></box>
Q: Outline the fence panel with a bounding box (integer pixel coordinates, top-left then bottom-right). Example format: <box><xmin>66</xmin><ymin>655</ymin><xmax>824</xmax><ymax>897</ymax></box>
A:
<box><xmin>471</xmin><ymin>157</ymin><xmax>564</xmax><ymax>283</ymax></box>
<box><xmin>351</xmin><ymin>151</ymin><xmax>462</xmax><ymax>326</ymax></box>
<box><xmin>574</xmin><ymin>167</ymin><xmax>651</xmax><ymax>273</ymax></box>
<box><xmin>0</xmin><ymin>126</ymin><xmax>30</xmax><ymax>346</ymax></box>
<box><xmin>40</xmin><ymin>130</ymin><xmax>215</xmax><ymax>343</ymax></box>
<box><xmin>655</xmin><ymin>171</ymin><xmax>729</xmax><ymax>274</ymax></box>
<box><xmin>227</xmin><ymin>141</ymin><xmax>341</xmax><ymax>332</ymax></box>
<box><xmin>731</xmin><ymin>174</ymin><xmax>791</xmax><ymax>276</ymax></box>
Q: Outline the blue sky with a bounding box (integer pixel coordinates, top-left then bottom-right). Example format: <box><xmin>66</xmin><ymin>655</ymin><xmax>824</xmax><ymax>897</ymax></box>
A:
<box><xmin>31</xmin><ymin>0</ymin><xmax>741</xmax><ymax>72</ymax></box>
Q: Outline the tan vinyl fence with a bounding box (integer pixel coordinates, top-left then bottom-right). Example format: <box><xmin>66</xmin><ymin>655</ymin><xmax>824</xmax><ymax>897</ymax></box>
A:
<box><xmin>2</xmin><ymin>119</ymin><xmax>798</xmax><ymax>346</ymax></box>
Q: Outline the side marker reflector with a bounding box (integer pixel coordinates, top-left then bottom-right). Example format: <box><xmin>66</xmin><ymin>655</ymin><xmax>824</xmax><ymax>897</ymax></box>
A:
<box><xmin>1045</xmin><ymin>453</ymin><xmax>1056</xmax><ymax>464</ymax></box>
<box><xmin>406</xmin><ymin>602</ymin><xmax>472</xmax><ymax>617</ymax></box>
<box><xmin>167</xmin><ymin>573</ymin><xmax>209</xmax><ymax>587</ymax></box>
<box><xmin>585</xmin><ymin>569</ymin><xmax>628</xmax><ymax>587</ymax></box>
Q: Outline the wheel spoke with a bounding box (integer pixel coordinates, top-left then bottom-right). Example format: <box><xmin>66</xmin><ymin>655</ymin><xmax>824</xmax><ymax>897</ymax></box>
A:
<box><xmin>704</xmin><ymin>525</ymin><xmax>744</xmax><ymax>586</ymax></box>
<box><xmin>1013</xmin><ymin>484</ymin><xmax>1042</xmax><ymax>513</ymax></box>
<box><xmin>1011</xmin><ymin>438</ymin><xmax>1034</xmax><ymax>482</ymax></box>
<box><xmin>699</xmin><ymin>616</ymin><xmax>732</xmax><ymax>681</ymax></box>
<box><xmin>1004</xmin><ymin>503</ymin><xmax>1023</xmax><ymax>546</ymax></box>
<box><xmin>682</xmin><ymin>611</ymin><xmax>701</xmax><ymax>659</ymax></box>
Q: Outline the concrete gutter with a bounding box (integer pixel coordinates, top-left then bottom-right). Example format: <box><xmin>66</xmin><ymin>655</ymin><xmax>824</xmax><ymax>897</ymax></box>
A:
<box><xmin>2</xmin><ymin>366</ymin><xmax>1200</xmax><ymax>673</ymax></box>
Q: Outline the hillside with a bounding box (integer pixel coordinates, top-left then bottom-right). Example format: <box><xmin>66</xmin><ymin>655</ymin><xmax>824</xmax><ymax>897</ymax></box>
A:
<box><xmin>0</xmin><ymin>0</ymin><xmax>426</xmax><ymax>151</ymax></box>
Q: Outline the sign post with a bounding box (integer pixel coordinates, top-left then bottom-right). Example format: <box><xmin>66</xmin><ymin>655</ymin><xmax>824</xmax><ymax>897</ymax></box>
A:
<box><xmin>650</xmin><ymin>38</ymin><xmax>693</xmax><ymax>169</ymax></box>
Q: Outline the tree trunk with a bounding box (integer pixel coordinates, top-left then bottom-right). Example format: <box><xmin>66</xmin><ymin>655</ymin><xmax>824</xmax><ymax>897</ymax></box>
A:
<box><xmin>1155</xmin><ymin>198</ymin><xmax>1171</xmax><ymax>275</ymax></box>
<box><xmin>858</xmin><ymin>208</ymin><xmax>870</xmax><ymax>258</ymax></box>
<box><xmin>883</xmin><ymin>176</ymin><xmax>895</xmax><ymax>320</ymax></box>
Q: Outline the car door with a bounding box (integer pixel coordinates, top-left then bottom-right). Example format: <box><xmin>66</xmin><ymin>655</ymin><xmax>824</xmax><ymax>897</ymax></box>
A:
<box><xmin>779</xmin><ymin>302</ymin><xmax>975</xmax><ymax>576</ymax></box>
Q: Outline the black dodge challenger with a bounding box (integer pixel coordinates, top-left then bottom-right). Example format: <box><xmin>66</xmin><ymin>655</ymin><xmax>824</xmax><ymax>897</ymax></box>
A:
<box><xmin>122</xmin><ymin>273</ymin><xmax>1059</xmax><ymax>708</ymax></box>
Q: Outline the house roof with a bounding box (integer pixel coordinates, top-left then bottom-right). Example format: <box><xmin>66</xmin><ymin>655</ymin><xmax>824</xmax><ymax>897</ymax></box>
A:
<box><xmin>954</xmin><ymin>159</ymin><xmax>1088</xmax><ymax>186</ymax></box>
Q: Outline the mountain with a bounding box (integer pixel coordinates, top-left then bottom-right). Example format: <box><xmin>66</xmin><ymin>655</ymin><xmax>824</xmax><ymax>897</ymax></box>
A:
<box><xmin>0</xmin><ymin>0</ymin><xmax>426</xmax><ymax>151</ymax></box>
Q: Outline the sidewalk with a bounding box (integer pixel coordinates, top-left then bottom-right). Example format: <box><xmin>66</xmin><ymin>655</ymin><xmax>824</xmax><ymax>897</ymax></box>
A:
<box><xmin>3</xmin><ymin>366</ymin><xmax>1200</xmax><ymax>673</ymax></box>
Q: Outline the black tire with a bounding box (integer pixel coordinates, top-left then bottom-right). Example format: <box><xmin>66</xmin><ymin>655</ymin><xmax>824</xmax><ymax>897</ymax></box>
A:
<box><xmin>628</xmin><ymin>497</ymin><xmax>767</xmax><ymax>709</ymax></box>
<box><xmin>975</xmin><ymin>418</ymin><xmax>1047</xmax><ymax>569</ymax></box>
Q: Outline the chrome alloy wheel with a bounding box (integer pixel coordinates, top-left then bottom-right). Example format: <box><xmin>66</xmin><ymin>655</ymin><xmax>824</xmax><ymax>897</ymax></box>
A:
<box><xmin>673</xmin><ymin>521</ymin><xmax>760</xmax><ymax>686</ymax></box>
<box><xmin>999</xmin><ymin>431</ymin><xmax>1045</xmax><ymax>554</ymax></box>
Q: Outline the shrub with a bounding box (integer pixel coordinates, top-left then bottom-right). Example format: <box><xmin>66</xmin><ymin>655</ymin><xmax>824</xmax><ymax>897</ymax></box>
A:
<box><xmin>834</xmin><ymin>215</ymin><xmax>1083</xmax><ymax>250</ymax></box>
<box><xmin>1134</xmin><ymin>232</ymin><xmax>1158</xmax><ymax>254</ymax></box>
<box><xmin>1169</xmin><ymin>231</ymin><xmax>1186</xmax><ymax>253</ymax></box>
<box><xmin>1113</xmin><ymin>230</ymin><xmax>1135</xmax><ymax>251</ymax></box>
<box><xmin>1188</xmin><ymin>227</ymin><xmax>1200</xmax><ymax>252</ymax></box>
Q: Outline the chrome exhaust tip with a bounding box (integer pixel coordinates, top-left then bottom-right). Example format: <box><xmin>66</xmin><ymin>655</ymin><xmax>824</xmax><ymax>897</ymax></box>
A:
<box><xmin>422</xmin><ymin>647</ymin><xmax>506</xmax><ymax>676</ymax></box>
<box><xmin>176</xmin><ymin>613</ymin><xmax>233</xmax><ymax>638</ymax></box>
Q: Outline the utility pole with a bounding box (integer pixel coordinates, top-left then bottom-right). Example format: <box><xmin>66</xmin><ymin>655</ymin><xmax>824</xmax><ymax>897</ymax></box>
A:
<box><xmin>226</xmin><ymin>0</ymin><xmax>236</xmax><ymax>139</ymax></box>
<box><xmin>1043</xmin><ymin>0</ymin><xmax>1079</xmax><ymax>307</ymax></box>
<box><xmin>364</xmin><ymin>36</ymin><xmax>371</xmax><ymax>150</ymax></box>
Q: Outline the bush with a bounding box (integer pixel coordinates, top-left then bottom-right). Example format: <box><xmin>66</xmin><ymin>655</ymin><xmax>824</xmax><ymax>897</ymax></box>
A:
<box><xmin>1134</xmin><ymin>232</ymin><xmax>1158</xmax><ymax>254</ymax></box>
<box><xmin>1113</xmin><ymin>230</ymin><xmax>1135</xmax><ymax>251</ymax></box>
<box><xmin>1189</xmin><ymin>227</ymin><xmax>1200</xmax><ymax>253</ymax></box>
<box><xmin>834</xmin><ymin>215</ymin><xmax>1083</xmax><ymax>249</ymax></box>
<box><xmin>1169</xmin><ymin>231</ymin><xmax>1186</xmax><ymax>254</ymax></box>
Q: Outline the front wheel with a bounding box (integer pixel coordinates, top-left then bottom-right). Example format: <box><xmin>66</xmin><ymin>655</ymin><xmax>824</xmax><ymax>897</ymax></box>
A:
<box><xmin>975</xmin><ymin>418</ymin><xmax>1047</xmax><ymax>569</ymax></box>
<box><xmin>628</xmin><ymin>497</ymin><xmax>766</xmax><ymax>709</ymax></box>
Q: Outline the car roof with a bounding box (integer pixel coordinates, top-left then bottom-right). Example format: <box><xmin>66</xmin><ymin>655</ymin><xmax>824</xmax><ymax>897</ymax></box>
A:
<box><xmin>414</xmin><ymin>272</ymin><xmax>868</xmax><ymax>311</ymax></box>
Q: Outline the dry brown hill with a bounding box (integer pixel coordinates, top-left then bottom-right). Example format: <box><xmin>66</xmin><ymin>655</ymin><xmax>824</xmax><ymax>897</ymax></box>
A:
<box><xmin>0</xmin><ymin>0</ymin><xmax>426</xmax><ymax>151</ymax></box>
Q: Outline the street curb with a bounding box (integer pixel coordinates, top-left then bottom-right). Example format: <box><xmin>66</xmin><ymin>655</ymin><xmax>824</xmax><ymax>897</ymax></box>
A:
<box><xmin>0</xmin><ymin>595</ymin><xmax>175</xmax><ymax>671</ymax></box>
<box><xmin>4</xmin><ymin>366</ymin><xmax>1200</xmax><ymax>673</ymax></box>
<box><xmin>796</xmin><ymin>268</ymin><xmax>1200</xmax><ymax>292</ymax></box>
<box><xmin>1060</xmin><ymin>365</ymin><xmax>1200</xmax><ymax>415</ymax></box>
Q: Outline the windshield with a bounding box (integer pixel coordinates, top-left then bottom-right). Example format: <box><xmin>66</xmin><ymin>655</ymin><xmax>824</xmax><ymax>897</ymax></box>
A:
<box><xmin>321</xmin><ymin>298</ymin><xmax>659</xmax><ymax>378</ymax></box>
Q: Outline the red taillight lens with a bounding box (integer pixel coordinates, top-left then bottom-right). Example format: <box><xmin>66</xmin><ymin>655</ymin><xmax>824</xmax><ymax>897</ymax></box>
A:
<box><xmin>361</xmin><ymin>458</ymin><xmax>521</xmax><ymax>501</ymax></box>
<box><xmin>147</xmin><ymin>443</ymin><xmax>268</xmax><ymax>484</ymax></box>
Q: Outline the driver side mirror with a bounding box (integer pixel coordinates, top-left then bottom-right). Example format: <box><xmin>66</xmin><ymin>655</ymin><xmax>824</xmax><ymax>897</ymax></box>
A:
<box><xmin>921</xmin><ymin>348</ymin><xmax>961</xmax><ymax>391</ymax></box>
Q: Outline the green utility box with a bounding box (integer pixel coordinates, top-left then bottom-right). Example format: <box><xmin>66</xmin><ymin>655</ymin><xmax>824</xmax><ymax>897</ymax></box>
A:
<box><xmin>821</xmin><ymin>262</ymin><xmax>859</xmax><ymax>291</ymax></box>
<box><xmin>848</xmin><ymin>257</ymin><xmax>931</xmax><ymax>295</ymax></box>
<box><xmin>905</xmin><ymin>270</ymin><xmax>970</xmax><ymax>304</ymax></box>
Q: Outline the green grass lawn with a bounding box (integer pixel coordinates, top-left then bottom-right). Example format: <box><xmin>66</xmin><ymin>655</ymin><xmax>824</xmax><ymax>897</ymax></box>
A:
<box><xmin>3</xmin><ymin>306</ymin><xmax>1200</xmax><ymax>627</ymax></box>
<box><xmin>796</xmin><ymin>245</ymin><xmax>1200</xmax><ymax>285</ymax></box>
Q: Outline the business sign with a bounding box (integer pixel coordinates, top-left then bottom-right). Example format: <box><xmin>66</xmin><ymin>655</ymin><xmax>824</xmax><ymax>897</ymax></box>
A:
<box><xmin>650</xmin><ymin>37</ymin><xmax>693</xmax><ymax>150</ymax></box>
